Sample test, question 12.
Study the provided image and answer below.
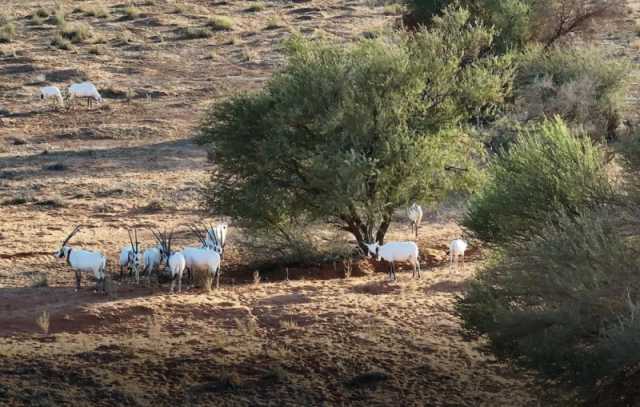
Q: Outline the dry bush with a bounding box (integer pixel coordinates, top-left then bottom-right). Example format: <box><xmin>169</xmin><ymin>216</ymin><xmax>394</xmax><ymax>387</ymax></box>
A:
<box><xmin>514</xmin><ymin>46</ymin><xmax>630</xmax><ymax>141</ymax></box>
<box><xmin>207</xmin><ymin>15</ymin><xmax>233</xmax><ymax>31</ymax></box>
<box><xmin>246</xmin><ymin>2</ymin><xmax>266</xmax><ymax>12</ymax></box>
<box><xmin>30</xmin><ymin>273</ymin><xmax>48</xmax><ymax>288</ymax></box>
<box><xmin>123</xmin><ymin>6</ymin><xmax>141</xmax><ymax>20</ymax></box>
<box><xmin>192</xmin><ymin>268</ymin><xmax>212</xmax><ymax>291</ymax></box>
<box><xmin>84</xmin><ymin>2</ymin><xmax>110</xmax><ymax>18</ymax></box>
<box><xmin>36</xmin><ymin>310</ymin><xmax>50</xmax><ymax>335</ymax></box>
<box><xmin>61</xmin><ymin>23</ymin><xmax>93</xmax><ymax>43</ymax></box>
<box><xmin>51</xmin><ymin>34</ymin><xmax>72</xmax><ymax>50</ymax></box>
<box><xmin>404</xmin><ymin>0</ymin><xmax>625</xmax><ymax>52</ymax></box>
<box><xmin>0</xmin><ymin>21</ymin><xmax>16</xmax><ymax>43</ymax></box>
<box><xmin>179</xmin><ymin>26</ymin><xmax>212</xmax><ymax>39</ymax></box>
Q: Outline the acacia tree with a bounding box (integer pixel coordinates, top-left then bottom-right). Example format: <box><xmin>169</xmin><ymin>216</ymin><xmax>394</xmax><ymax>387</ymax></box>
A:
<box><xmin>197</xmin><ymin>8</ymin><xmax>512</xmax><ymax>250</ymax></box>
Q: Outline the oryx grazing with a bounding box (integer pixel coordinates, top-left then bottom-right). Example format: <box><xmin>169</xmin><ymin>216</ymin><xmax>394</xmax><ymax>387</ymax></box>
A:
<box><xmin>118</xmin><ymin>228</ymin><xmax>142</xmax><ymax>283</ymax></box>
<box><xmin>54</xmin><ymin>225</ymin><xmax>107</xmax><ymax>293</ymax></box>
<box><xmin>364</xmin><ymin>241</ymin><xmax>421</xmax><ymax>281</ymax></box>
<box><xmin>449</xmin><ymin>238</ymin><xmax>468</xmax><ymax>273</ymax></box>
<box><xmin>407</xmin><ymin>203</ymin><xmax>423</xmax><ymax>239</ymax></box>
<box><xmin>185</xmin><ymin>224</ymin><xmax>222</xmax><ymax>289</ymax></box>
<box><xmin>152</xmin><ymin>229</ymin><xmax>186</xmax><ymax>293</ymax></box>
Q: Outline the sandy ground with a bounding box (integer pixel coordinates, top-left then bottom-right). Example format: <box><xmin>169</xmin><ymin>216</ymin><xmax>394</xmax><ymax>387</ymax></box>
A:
<box><xmin>1</xmin><ymin>0</ymin><xmax>639</xmax><ymax>405</ymax></box>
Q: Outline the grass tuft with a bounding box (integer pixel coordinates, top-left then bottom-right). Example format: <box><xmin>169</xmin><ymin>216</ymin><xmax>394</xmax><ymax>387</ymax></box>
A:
<box><xmin>207</xmin><ymin>15</ymin><xmax>233</xmax><ymax>31</ymax></box>
<box><xmin>61</xmin><ymin>22</ymin><xmax>93</xmax><ymax>43</ymax></box>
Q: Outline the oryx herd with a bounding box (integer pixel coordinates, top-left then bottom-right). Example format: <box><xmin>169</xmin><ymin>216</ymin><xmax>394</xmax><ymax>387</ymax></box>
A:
<box><xmin>54</xmin><ymin>204</ymin><xmax>468</xmax><ymax>292</ymax></box>
<box><xmin>54</xmin><ymin>222</ymin><xmax>227</xmax><ymax>294</ymax></box>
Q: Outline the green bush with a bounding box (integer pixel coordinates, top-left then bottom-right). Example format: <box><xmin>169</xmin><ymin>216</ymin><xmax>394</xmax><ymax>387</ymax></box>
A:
<box><xmin>458</xmin><ymin>207</ymin><xmax>640</xmax><ymax>387</ymax></box>
<box><xmin>404</xmin><ymin>0</ymin><xmax>624</xmax><ymax>52</ymax></box>
<box><xmin>463</xmin><ymin>118</ymin><xmax>614</xmax><ymax>244</ymax></box>
<box><xmin>514</xmin><ymin>46</ymin><xmax>630</xmax><ymax>141</ymax></box>
<box><xmin>198</xmin><ymin>7</ymin><xmax>510</xmax><ymax>250</ymax></box>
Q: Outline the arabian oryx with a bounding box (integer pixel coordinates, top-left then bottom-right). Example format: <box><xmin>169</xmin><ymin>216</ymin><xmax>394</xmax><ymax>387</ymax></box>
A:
<box><xmin>407</xmin><ymin>203</ymin><xmax>423</xmax><ymax>239</ymax></box>
<box><xmin>364</xmin><ymin>241</ymin><xmax>421</xmax><ymax>281</ymax></box>
<box><xmin>152</xmin><ymin>229</ymin><xmax>186</xmax><ymax>293</ymax></box>
<box><xmin>54</xmin><ymin>225</ymin><xmax>107</xmax><ymax>293</ymax></box>
<box><xmin>449</xmin><ymin>237</ymin><xmax>468</xmax><ymax>273</ymax></box>
<box><xmin>118</xmin><ymin>228</ymin><xmax>142</xmax><ymax>283</ymax></box>
<box><xmin>185</xmin><ymin>224</ymin><xmax>222</xmax><ymax>289</ymax></box>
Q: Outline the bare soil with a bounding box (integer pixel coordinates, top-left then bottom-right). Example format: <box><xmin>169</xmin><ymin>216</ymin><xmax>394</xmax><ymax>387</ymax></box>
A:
<box><xmin>2</xmin><ymin>0</ymin><xmax>638</xmax><ymax>405</ymax></box>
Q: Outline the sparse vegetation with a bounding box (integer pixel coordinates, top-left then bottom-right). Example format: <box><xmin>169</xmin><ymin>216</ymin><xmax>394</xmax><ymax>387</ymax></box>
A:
<box><xmin>84</xmin><ymin>3</ymin><xmax>110</xmax><ymax>18</ymax></box>
<box><xmin>0</xmin><ymin>21</ymin><xmax>16</xmax><ymax>43</ymax></box>
<box><xmin>51</xmin><ymin>34</ymin><xmax>72</xmax><ymax>50</ymax></box>
<box><xmin>179</xmin><ymin>26</ymin><xmax>212</xmax><ymax>39</ymax></box>
<box><xmin>264</xmin><ymin>14</ymin><xmax>284</xmax><ymax>30</ymax></box>
<box><xmin>246</xmin><ymin>2</ymin><xmax>266</xmax><ymax>12</ymax></box>
<box><xmin>61</xmin><ymin>22</ymin><xmax>93</xmax><ymax>43</ymax></box>
<box><xmin>123</xmin><ymin>5</ymin><xmax>142</xmax><ymax>20</ymax></box>
<box><xmin>207</xmin><ymin>15</ymin><xmax>234</xmax><ymax>31</ymax></box>
<box><xmin>36</xmin><ymin>310</ymin><xmax>50</xmax><ymax>335</ymax></box>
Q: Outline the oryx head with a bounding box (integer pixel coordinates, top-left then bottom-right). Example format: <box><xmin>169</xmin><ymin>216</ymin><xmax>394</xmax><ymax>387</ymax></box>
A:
<box><xmin>151</xmin><ymin>229</ymin><xmax>173</xmax><ymax>263</ymax></box>
<box><xmin>364</xmin><ymin>242</ymin><xmax>380</xmax><ymax>261</ymax></box>
<box><xmin>127</xmin><ymin>228</ymin><xmax>142</xmax><ymax>269</ymax></box>
<box><xmin>55</xmin><ymin>225</ymin><xmax>80</xmax><ymax>259</ymax></box>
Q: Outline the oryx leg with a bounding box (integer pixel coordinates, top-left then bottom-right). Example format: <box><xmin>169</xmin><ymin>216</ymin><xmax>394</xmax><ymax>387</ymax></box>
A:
<box><xmin>75</xmin><ymin>270</ymin><xmax>81</xmax><ymax>292</ymax></box>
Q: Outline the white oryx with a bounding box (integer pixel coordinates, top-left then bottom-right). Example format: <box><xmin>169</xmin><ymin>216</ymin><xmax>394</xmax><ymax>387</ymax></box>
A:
<box><xmin>54</xmin><ymin>225</ymin><xmax>107</xmax><ymax>293</ymax></box>
<box><xmin>407</xmin><ymin>203</ymin><xmax>423</xmax><ymax>239</ymax></box>
<box><xmin>449</xmin><ymin>238</ymin><xmax>468</xmax><ymax>273</ymax></box>
<box><xmin>40</xmin><ymin>86</ymin><xmax>64</xmax><ymax>109</ymax></box>
<box><xmin>152</xmin><ymin>230</ymin><xmax>186</xmax><ymax>293</ymax></box>
<box><xmin>205</xmin><ymin>223</ymin><xmax>227</xmax><ymax>259</ymax></box>
<box><xmin>118</xmin><ymin>228</ymin><xmax>142</xmax><ymax>283</ymax></box>
<box><xmin>142</xmin><ymin>245</ymin><xmax>162</xmax><ymax>281</ymax></box>
<box><xmin>68</xmin><ymin>81</ymin><xmax>103</xmax><ymax>108</ymax></box>
<box><xmin>364</xmin><ymin>241</ymin><xmax>421</xmax><ymax>281</ymax></box>
<box><xmin>185</xmin><ymin>224</ymin><xmax>223</xmax><ymax>289</ymax></box>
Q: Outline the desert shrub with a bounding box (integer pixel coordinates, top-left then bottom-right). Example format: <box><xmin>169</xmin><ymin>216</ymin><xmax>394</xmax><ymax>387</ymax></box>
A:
<box><xmin>264</xmin><ymin>15</ymin><xmax>284</xmax><ymax>30</ymax></box>
<box><xmin>246</xmin><ymin>2</ymin><xmax>266</xmax><ymax>12</ymax></box>
<box><xmin>458</xmin><ymin>207</ymin><xmax>640</xmax><ymax>388</ymax></box>
<box><xmin>463</xmin><ymin>118</ymin><xmax>614</xmax><ymax>244</ymax></box>
<box><xmin>51</xmin><ymin>34</ymin><xmax>72</xmax><ymax>50</ymax></box>
<box><xmin>514</xmin><ymin>46</ymin><xmax>631</xmax><ymax>141</ymax></box>
<box><xmin>35</xmin><ymin>8</ymin><xmax>49</xmax><ymax>18</ymax></box>
<box><xmin>0</xmin><ymin>21</ymin><xmax>16</xmax><ymax>43</ymax></box>
<box><xmin>123</xmin><ymin>6</ymin><xmax>141</xmax><ymax>19</ymax></box>
<box><xmin>207</xmin><ymin>15</ymin><xmax>233</xmax><ymax>31</ymax></box>
<box><xmin>404</xmin><ymin>0</ymin><xmax>624</xmax><ymax>52</ymax></box>
<box><xmin>179</xmin><ymin>26</ymin><xmax>212</xmax><ymax>39</ymax></box>
<box><xmin>198</xmin><ymin>7</ymin><xmax>511</xmax><ymax>250</ymax></box>
<box><xmin>85</xmin><ymin>3</ymin><xmax>110</xmax><ymax>18</ymax></box>
<box><xmin>61</xmin><ymin>23</ymin><xmax>93</xmax><ymax>43</ymax></box>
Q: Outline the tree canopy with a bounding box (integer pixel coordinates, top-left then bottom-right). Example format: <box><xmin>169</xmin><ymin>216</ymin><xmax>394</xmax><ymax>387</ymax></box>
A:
<box><xmin>198</xmin><ymin>7</ymin><xmax>513</xmax><ymax>249</ymax></box>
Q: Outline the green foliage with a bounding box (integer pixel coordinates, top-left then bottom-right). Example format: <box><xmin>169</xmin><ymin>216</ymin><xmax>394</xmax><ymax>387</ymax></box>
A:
<box><xmin>198</xmin><ymin>8</ymin><xmax>510</xmax><ymax>247</ymax></box>
<box><xmin>404</xmin><ymin>0</ymin><xmax>624</xmax><ymax>52</ymax></box>
<box><xmin>458</xmin><ymin>207</ymin><xmax>640</xmax><ymax>387</ymax></box>
<box><xmin>514</xmin><ymin>46</ymin><xmax>631</xmax><ymax>140</ymax></box>
<box><xmin>463</xmin><ymin>118</ymin><xmax>613</xmax><ymax>244</ymax></box>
